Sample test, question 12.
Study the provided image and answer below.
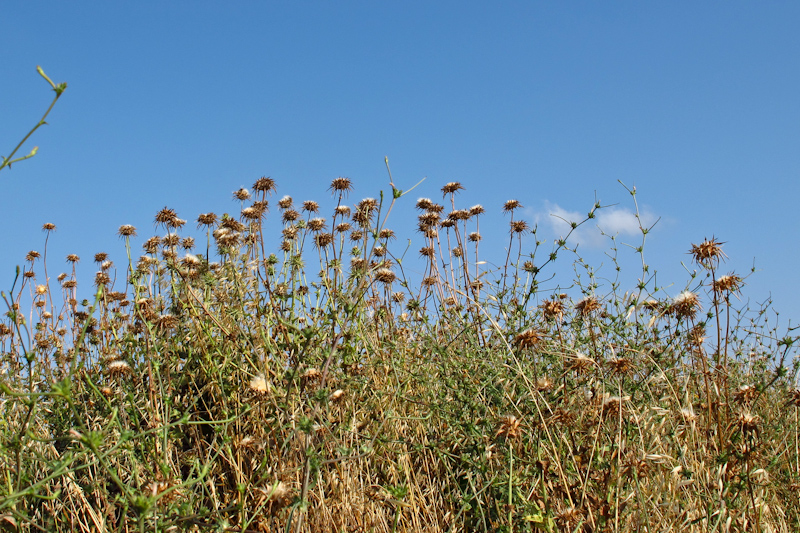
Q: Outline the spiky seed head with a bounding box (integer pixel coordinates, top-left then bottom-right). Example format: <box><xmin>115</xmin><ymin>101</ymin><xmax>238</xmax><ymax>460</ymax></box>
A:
<box><xmin>308</xmin><ymin>217</ymin><xmax>326</xmax><ymax>231</ymax></box>
<box><xmin>57</xmin><ymin>273</ymin><xmax>67</xmax><ymax>282</ymax></box>
<box><xmin>66</xmin><ymin>254</ymin><xmax>80</xmax><ymax>264</ymax></box>
<box><xmin>494</xmin><ymin>415</ymin><xmax>522</xmax><ymax>440</ymax></box>
<box><xmin>440</xmin><ymin>219</ymin><xmax>455</xmax><ymax>229</ymax></box>
<box><xmin>302</xmin><ymin>200</ymin><xmax>319</xmax><ymax>213</ymax></box>
<box><xmin>197</xmin><ymin>212</ymin><xmax>218</xmax><ymax>227</ymax></box>
<box><xmin>35</xmin><ymin>284</ymin><xmax>47</xmax><ymax>295</ymax></box>
<box><xmin>62</xmin><ymin>279</ymin><xmax>77</xmax><ymax>289</ymax></box>
<box><xmin>314</xmin><ymin>233</ymin><xmax>334</xmax><ymax>249</ymax></box>
<box><xmin>452</xmin><ymin>246</ymin><xmax>463</xmax><ymax>257</ymax></box>
<box><xmin>349</xmin><ymin>230</ymin><xmax>364</xmax><ymax>242</ymax></box>
<box><xmin>372</xmin><ymin>246</ymin><xmax>386</xmax><ymax>257</ymax></box>
<box><xmin>335</xmin><ymin>222</ymin><xmax>351</xmax><ymax>233</ymax></box>
<box><xmin>419</xmin><ymin>246</ymin><xmax>435</xmax><ymax>258</ymax></box>
<box><xmin>42</xmin><ymin>222</ymin><xmax>56</xmax><ymax>231</ymax></box>
<box><xmin>469</xmin><ymin>204</ymin><xmax>485</xmax><ymax>216</ymax></box>
<box><xmin>107</xmin><ymin>360</ymin><xmax>132</xmax><ymax>376</ymax></box>
<box><xmin>101</xmin><ymin>260</ymin><xmax>113</xmax><ymax>271</ymax></box>
<box><xmin>181</xmin><ymin>254</ymin><xmax>201</xmax><ymax>267</ymax></box>
<box><xmin>441</xmin><ymin>182</ymin><xmax>464</xmax><ymax>196</ymax></box>
<box><xmin>249</xmin><ymin>374</ymin><xmax>270</xmax><ymax>394</ymax></box>
<box><xmin>670</xmin><ymin>291</ymin><xmax>700</xmax><ymax>319</ymax></box>
<box><xmin>510</xmin><ymin>220</ymin><xmax>529</xmax><ymax>234</ymax></box>
<box><xmin>181</xmin><ymin>237</ymin><xmax>195</xmax><ymax>250</ymax></box>
<box><xmin>575</xmin><ymin>296</ymin><xmax>601</xmax><ymax>316</ymax></box>
<box><xmin>374</xmin><ymin>268</ymin><xmax>396</xmax><ymax>284</ymax></box>
<box><xmin>167</xmin><ymin>217</ymin><xmax>186</xmax><ymax>229</ymax></box>
<box><xmin>468</xmin><ymin>231</ymin><xmax>482</xmax><ymax>242</ymax></box>
<box><xmin>233</xmin><ymin>188</ymin><xmax>251</xmax><ymax>201</ymax></box>
<box><xmin>515</xmin><ymin>328</ymin><xmax>543</xmax><ymax>349</ymax></box>
<box><xmin>416</xmin><ymin>198</ymin><xmax>433</xmax><ymax>210</ymax></box>
<box><xmin>689</xmin><ymin>237</ymin><xmax>726</xmax><ymax>267</ymax></box>
<box><xmin>335</xmin><ymin>205</ymin><xmax>351</xmax><ymax>217</ymax></box>
<box><xmin>162</xmin><ymin>234</ymin><xmax>180</xmax><ymax>247</ymax></box>
<box><xmin>26</xmin><ymin>251</ymin><xmax>41</xmax><ymax>261</ymax></box>
<box><xmin>330</xmin><ymin>177</ymin><xmax>353</xmax><ymax>193</ymax></box>
<box><xmin>733</xmin><ymin>385</ymin><xmax>758</xmax><ymax>404</ymax></box>
<box><xmin>282</xmin><ymin>209</ymin><xmax>300</xmax><ymax>223</ymax></box>
<box><xmin>278</xmin><ymin>195</ymin><xmax>293</xmax><ymax>209</ymax></box>
<box><xmin>241</xmin><ymin>206</ymin><xmax>260</xmax><ymax>220</ymax></box>
<box><xmin>117</xmin><ymin>224</ymin><xmax>137</xmax><ymax>237</ymax></box>
<box><xmin>252</xmin><ymin>176</ymin><xmax>276</xmax><ymax>193</ymax></box>
<box><xmin>155</xmin><ymin>207</ymin><xmax>178</xmax><ymax>225</ymax></box>
<box><xmin>503</xmin><ymin>199</ymin><xmax>522</xmax><ymax>212</ymax></box>
<box><xmin>448</xmin><ymin>209</ymin><xmax>471</xmax><ymax>221</ymax></box>
<box><xmin>94</xmin><ymin>253</ymin><xmax>108</xmax><ymax>263</ymax></box>
<box><xmin>714</xmin><ymin>274</ymin><xmax>743</xmax><ymax>293</ymax></box>
<box><xmin>379</xmin><ymin>228</ymin><xmax>396</xmax><ymax>240</ymax></box>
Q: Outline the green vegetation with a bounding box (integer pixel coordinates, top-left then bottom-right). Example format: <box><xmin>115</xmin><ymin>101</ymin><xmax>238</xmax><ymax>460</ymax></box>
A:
<box><xmin>1</xmin><ymin>75</ymin><xmax>799</xmax><ymax>532</ymax></box>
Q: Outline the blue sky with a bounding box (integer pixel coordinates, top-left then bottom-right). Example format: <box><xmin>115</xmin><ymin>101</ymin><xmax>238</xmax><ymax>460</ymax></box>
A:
<box><xmin>2</xmin><ymin>2</ymin><xmax>799</xmax><ymax>324</ymax></box>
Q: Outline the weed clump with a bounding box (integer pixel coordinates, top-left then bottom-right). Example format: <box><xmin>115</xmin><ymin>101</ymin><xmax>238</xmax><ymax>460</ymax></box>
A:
<box><xmin>0</xmin><ymin>175</ymin><xmax>798</xmax><ymax>532</ymax></box>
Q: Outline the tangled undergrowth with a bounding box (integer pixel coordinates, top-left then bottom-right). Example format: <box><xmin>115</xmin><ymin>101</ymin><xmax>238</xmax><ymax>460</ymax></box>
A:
<box><xmin>1</xmin><ymin>172</ymin><xmax>799</xmax><ymax>532</ymax></box>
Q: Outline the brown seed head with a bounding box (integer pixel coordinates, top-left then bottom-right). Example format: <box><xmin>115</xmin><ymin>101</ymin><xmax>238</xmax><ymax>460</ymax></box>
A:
<box><xmin>302</xmin><ymin>200</ymin><xmax>319</xmax><ymax>213</ymax></box>
<box><xmin>252</xmin><ymin>176</ymin><xmax>276</xmax><ymax>193</ymax></box>
<box><xmin>233</xmin><ymin>188</ymin><xmax>251</xmax><ymax>201</ymax></box>
<box><xmin>669</xmin><ymin>291</ymin><xmax>701</xmax><ymax>319</ymax></box>
<box><xmin>66</xmin><ymin>254</ymin><xmax>80</xmax><ymax>264</ymax></box>
<box><xmin>117</xmin><ymin>225</ymin><xmax>137</xmax><ymax>237</ymax></box>
<box><xmin>510</xmin><ymin>220</ymin><xmax>529</xmax><ymax>234</ymax></box>
<box><xmin>330</xmin><ymin>177</ymin><xmax>353</xmax><ymax>194</ymax></box>
<box><xmin>689</xmin><ymin>237</ymin><xmax>727</xmax><ymax>268</ymax></box>
<box><xmin>155</xmin><ymin>207</ymin><xmax>178</xmax><ymax>225</ymax></box>
<box><xmin>503</xmin><ymin>199</ymin><xmax>522</xmax><ymax>212</ymax></box>
<box><xmin>575</xmin><ymin>296</ymin><xmax>601</xmax><ymax>316</ymax></box>
<box><xmin>278</xmin><ymin>195</ymin><xmax>293</xmax><ymax>209</ymax></box>
<box><xmin>308</xmin><ymin>217</ymin><xmax>326</xmax><ymax>231</ymax></box>
<box><xmin>197</xmin><ymin>212</ymin><xmax>218</xmax><ymax>227</ymax></box>
<box><xmin>42</xmin><ymin>222</ymin><xmax>56</xmax><ymax>231</ymax></box>
<box><xmin>713</xmin><ymin>274</ymin><xmax>743</xmax><ymax>293</ymax></box>
<box><xmin>441</xmin><ymin>182</ymin><xmax>464</xmax><ymax>196</ymax></box>
<box><xmin>416</xmin><ymin>198</ymin><xmax>434</xmax><ymax>210</ymax></box>
<box><xmin>26</xmin><ymin>251</ymin><xmax>40</xmax><ymax>262</ymax></box>
<box><xmin>469</xmin><ymin>204</ymin><xmax>485</xmax><ymax>216</ymax></box>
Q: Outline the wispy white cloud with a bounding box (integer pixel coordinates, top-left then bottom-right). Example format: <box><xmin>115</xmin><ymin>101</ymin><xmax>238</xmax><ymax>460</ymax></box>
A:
<box><xmin>531</xmin><ymin>202</ymin><xmax>659</xmax><ymax>248</ymax></box>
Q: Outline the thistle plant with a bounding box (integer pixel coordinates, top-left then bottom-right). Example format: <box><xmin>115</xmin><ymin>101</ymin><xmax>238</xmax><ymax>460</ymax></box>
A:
<box><xmin>0</xmin><ymin>166</ymin><xmax>798</xmax><ymax>532</ymax></box>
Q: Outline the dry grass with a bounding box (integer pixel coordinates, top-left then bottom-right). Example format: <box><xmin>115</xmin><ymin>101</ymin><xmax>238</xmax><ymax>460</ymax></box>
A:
<box><xmin>0</xmin><ymin>174</ymin><xmax>798</xmax><ymax>532</ymax></box>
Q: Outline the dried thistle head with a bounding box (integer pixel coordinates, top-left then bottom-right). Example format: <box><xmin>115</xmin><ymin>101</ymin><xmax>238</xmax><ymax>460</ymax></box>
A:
<box><xmin>689</xmin><ymin>237</ymin><xmax>727</xmax><ymax>268</ymax></box>
<box><xmin>515</xmin><ymin>328</ymin><xmax>543</xmax><ymax>350</ymax></box>
<box><xmin>575</xmin><ymin>296</ymin><xmax>601</xmax><ymax>316</ymax></box>
<box><xmin>494</xmin><ymin>415</ymin><xmax>523</xmax><ymax>440</ymax></box>
<box><xmin>738</xmin><ymin>411</ymin><xmax>760</xmax><ymax>435</ymax></box>
<box><xmin>733</xmin><ymin>384</ymin><xmax>758</xmax><ymax>404</ymax></box>
<box><xmin>233</xmin><ymin>188</ymin><xmax>251</xmax><ymax>201</ymax></box>
<box><xmin>469</xmin><ymin>204</ymin><xmax>485</xmax><ymax>216</ymax></box>
<box><xmin>314</xmin><ymin>233</ymin><xmax>334</xmax><ymax>249</ymax></box>
<box><xmin>415</xmin><ymin>198</ymin><xmax>434</xmax><ymax>210</ymax></box>
<box><xmin>566</xmin><ymin>352</ymin><xmax>596</xmax><ymax>373</ymax></box>
<box><xmin>252</xmin><ymin>176</ymin><xmax>276</xmax><ymax>193</ymax></box>
<box><xmin>249</xmin><ymin>374</ymin><xmax>271</xmax><ymax>395</ymax></box>
<box><xmin>669</xmin><ymin>291</ymin><xmax>701</xmax><ymax>319</ymax></box>
<box><xmin>26</xmin><ymin>251</ymin><xmax>41</xmax><ymax>262</ymax></box>
<box><xmin>374</xmin><ymin>268</ymin><xmax>396</xmax><ymax>284</ymax></box>
<box><xmin>540</xmin><ymin>299</ymin><xmax>564</xmax><ymax>321</ymax></box>
<box><xmin>330</xmin><ymin>177</ymin><xmax>353</xmax><ymax>194</ymax></box>
<box><xmin>278</xmin><ymin>195</ymin><xmax>293</xmax><ymax>209</ymax></box>
<box><xmin>154</xmin><ymin>207</ymin><xmax>178</xmax><ymax>226</ymax></box>
<box><xmin>117</xmin><ymin>225</ymin><xmax>137</xmax><ymax>237</ymax></box>
<box><xmin>302</xmin><ymin>200</ymin><xmax>319</xmax><ymax>213</ymax></box>
<box><xmin>307</xmin><ymin>217</ymin><xmax>326</xmax><ymax>231</ymax></box>
<box><xmin>510</xmin><ymin>220</ymin><xmax>530</xmax><ymax>234</ymax></box>
<box><xmin>713</xmin><ymin>274</ymin><xmax>743</xmax><ymax>293</ymax></box>
<box><xmin>441</xmin><ymin>182</ymin><xmax>464</xmax><ymax>196</ymax></box>
<box><xmin>66</xmin><ymin>254</ymin><xmax>80</xmax><ymax>264</ymax></box>
<box><xmin>468</xmin><ymin>231</ymin><xmax>482</xmax><ymax>242</ymax></box>
<box><xmin>503</xmin><ymin>199</ymin><xmax>522</xmax><ymax>213</ymax></box>
<box><xmin>197</xmin><ymin>212</ymin><xmax>218</xmax><ymax>227</ymax></box>
<box><xmin>42</xmin><ymin>222</ymin><xmax>56</xmax><ymax>231</ymax></box>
